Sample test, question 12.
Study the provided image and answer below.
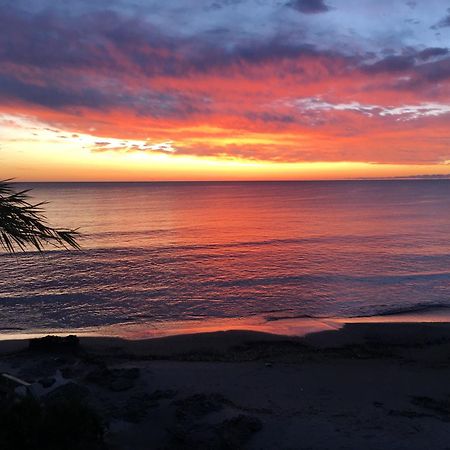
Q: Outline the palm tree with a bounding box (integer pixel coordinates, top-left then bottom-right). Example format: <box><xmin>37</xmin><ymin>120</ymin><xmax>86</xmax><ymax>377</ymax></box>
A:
<box><xmin>0</xmin><ymin>180</ymin><xmax>80</xmax><ymax>253</ymax></box>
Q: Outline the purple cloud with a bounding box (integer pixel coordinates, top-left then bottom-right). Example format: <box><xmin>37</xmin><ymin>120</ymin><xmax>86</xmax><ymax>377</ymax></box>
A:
<box><xmin>417</xmin><ymin>47</ymin><xmax>448</xmax><ymax>60</ymax></box>
<box><xmin>431</xmin><ymin>14</ymin><xmax>450</xmax><ymax>29</ymax></box>
<box><xmin>286</xmin><ymin>0</ymin><xmax>330</xmax><ymax>14</ymax></box>
<box><xmin>363</xmin><ymin>55</ymin><xmax>416</xmax><ymax>74</ymax></box>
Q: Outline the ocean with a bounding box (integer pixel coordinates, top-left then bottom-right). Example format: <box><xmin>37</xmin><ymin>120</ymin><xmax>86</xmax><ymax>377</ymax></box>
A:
<box><xmin>1</xmin><ymin>180</ymin><xmax>450</xmax><ymax>337</ymax></box>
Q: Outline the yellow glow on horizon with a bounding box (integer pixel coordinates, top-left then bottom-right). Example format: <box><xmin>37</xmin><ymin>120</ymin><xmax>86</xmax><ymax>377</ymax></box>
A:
<box><xmin>2</xmin><ymin>138</ymin><xmax>450</xmax><ymax>182</ymax></box>
<box><xmin>1</xmin><ymin>113</ymin><xmax>449</xmax><ymax>182</ymax></box>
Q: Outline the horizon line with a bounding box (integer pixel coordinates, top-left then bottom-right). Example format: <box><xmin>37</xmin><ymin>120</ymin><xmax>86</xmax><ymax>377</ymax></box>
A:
<box><xmin>12</xmin><ymin>176</ymin><xmax>450</xmax><ymax>183</ymax></box>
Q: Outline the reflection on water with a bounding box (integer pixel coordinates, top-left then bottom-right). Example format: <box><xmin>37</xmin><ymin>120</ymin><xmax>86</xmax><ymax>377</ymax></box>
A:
<box><xmin>1</xmin><ymin>180</ymin><xmax>450</xmax><ymax>336</ymax></box>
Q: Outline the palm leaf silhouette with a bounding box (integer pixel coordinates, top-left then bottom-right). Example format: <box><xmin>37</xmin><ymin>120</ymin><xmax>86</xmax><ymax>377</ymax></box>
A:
<box><xmin>0</xmin><ymin>179</ymin><xmax>80</xmax><ymax>253</ymax></box>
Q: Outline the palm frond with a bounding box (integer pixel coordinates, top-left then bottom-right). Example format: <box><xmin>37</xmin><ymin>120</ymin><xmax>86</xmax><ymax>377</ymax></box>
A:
<box><xmin>0</xmin><ymin>180</ymin><xmax>81</xmax><ymax>253</ymax></box>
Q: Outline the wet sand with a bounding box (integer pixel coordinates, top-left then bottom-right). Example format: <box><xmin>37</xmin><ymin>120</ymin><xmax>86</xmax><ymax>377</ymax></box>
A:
<box><xmin>2</xmin><ymin>322</ymin><xmax>450</xmax><ymax>449</ymax></box>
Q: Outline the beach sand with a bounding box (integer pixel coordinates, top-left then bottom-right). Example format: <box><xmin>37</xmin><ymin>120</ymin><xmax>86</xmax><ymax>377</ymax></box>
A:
<box><xmin>2</xmin><ymin>322</ymin><xmax>450</xmax><ymax>449</ymax></box>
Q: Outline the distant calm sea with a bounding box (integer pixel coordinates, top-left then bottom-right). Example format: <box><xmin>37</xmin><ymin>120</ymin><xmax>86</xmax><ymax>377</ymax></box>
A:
<box><xmin>1</xmin><ymin>181</ymin><xmax>450</xmax><ymax>335</ymax></box>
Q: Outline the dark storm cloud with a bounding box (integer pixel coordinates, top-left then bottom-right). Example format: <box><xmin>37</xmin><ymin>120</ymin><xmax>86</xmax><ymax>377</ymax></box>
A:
<box><xmin>286</xmin><ymin>0</ymin><xmax>330</xmax><ymax>14</ymax></box>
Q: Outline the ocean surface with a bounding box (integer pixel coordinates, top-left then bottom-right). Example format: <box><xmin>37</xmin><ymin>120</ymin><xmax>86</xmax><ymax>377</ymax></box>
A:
<box><xmin>1</xmin><ymin>180</ymin><xmax>450</xmax><ymax>336</ymax></box>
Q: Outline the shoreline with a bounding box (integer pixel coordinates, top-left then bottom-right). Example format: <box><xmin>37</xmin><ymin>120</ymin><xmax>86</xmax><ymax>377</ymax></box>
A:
<box><xmin>3</xmin><ymin>319</ymin><xmax>450</xmax><ymax>355</ymax></box>
<box><xmin>2</xmin><ymin>306</ymin><xmax>450</xmax><ymax>342</ymax></box>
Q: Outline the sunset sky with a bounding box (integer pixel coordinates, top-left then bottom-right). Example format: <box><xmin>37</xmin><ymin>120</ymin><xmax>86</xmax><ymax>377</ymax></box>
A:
<box><xmin>1</xmin><ymin>0</ymin><xmax>450</xmax><ymax>181</ymax></box>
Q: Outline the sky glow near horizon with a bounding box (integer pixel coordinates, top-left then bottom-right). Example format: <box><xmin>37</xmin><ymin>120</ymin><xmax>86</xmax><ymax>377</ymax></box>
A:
<box><xmin>1</xmin><ymin>0</ymin><xmax>450</xmax><ymax>180</ymax></box>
